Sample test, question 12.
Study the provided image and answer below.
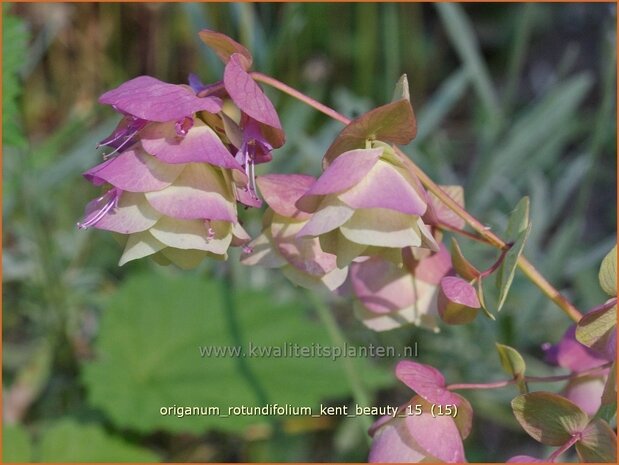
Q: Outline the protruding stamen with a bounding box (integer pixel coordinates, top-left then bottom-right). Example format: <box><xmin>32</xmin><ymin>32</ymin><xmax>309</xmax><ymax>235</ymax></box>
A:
<box><xmin>77</xmin><ymin>188</ymin><xmax>122</xmax><ymax>229</ymax></box>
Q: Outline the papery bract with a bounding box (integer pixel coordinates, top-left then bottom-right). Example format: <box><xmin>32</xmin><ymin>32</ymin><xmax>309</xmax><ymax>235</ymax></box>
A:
<box><xmin>241</xmin><ymin>174</ymin><xmax>347</xmax><ymax>291</ymax></box>
<box><xmin>296</xmin><ymin>145</ymin><xmax>436</xmax><ymax>267</ymax></box>
<box><xmin>350</xmin><ymin>243</ymin><xmax>452</xmax><ymax>332</ymax></box>
<box><xmin>437</xmin><ymin>276</ymin><xmax>481</xmax><ymax>324</ymax></box>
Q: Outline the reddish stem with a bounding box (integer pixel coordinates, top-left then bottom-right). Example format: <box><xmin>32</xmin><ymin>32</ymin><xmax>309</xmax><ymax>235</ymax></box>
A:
<box><xmin>447</xmin><ymin>362</ymin><xmax>612</xmax><ymax>391</ymax></box>
<box><xmin>547</xmin><ymin>434</ymin><xmax>581</xmax><ymax>462</ymax></box>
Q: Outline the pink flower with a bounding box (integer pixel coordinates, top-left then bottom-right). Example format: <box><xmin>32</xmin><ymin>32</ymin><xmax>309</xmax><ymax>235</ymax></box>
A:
<box><xmin>241</xmin><ymin>174</ymin><xmax>347</xmax><ymax>291</ymax></box>
<box><xmin>295</xmin><ymin>143</ymin><xmax>438</xmax><ymax>267</ymax></box>
<box><xmin>79</xmin><ymin>147</ymin><xmax>249</xmax><ymax>268</ymax></box>
<box><xmin>369</xmin><ymin>361</ymin><xmax>472</xmax><ymax>463</ymax></box>
<box><xmin>350</xmin><ymin>243</ymin><xmax>452</xmax><ymax>332</ymax></box>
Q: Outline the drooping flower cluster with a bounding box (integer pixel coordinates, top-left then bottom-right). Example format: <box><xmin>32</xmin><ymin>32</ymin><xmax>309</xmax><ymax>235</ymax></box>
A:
<box><xmin>241</xmin><ymin>89</ymin><xmax>473</xmax><ymax>330</ymax></box>
<box><xmin>79</xmin><ymin>30</ymin><xmax>485</xmax><ymax>333</ymax></box>
<box><xmin>78</xmin><ymin>30</ymin><xmax>283</xmax><ymax>268</ymax></box>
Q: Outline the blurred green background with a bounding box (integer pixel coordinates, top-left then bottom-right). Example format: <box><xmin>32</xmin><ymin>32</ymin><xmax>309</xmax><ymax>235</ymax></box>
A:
<box><xmin>2</xmin><ymin>2</ymin><xmax>616</xmax><ymax>462</ymax></box>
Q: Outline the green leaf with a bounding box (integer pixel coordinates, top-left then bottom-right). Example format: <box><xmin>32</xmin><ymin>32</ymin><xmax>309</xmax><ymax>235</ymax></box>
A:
<box><xmin>37</xmin><ymin>420</ymin><xmax>159</xmax><ymax>462</ymax></box>
<box><xmin>505</xmin><ymin>197</ymin><xmax>530</xmax><ymax>242</ymax></box>
<box><xmin>496</xmin><ymin>224</ymin><xmax>531</xmax><ymax>311</ymax></box>
<box><xmin>476</xmin><ymin>277</ymin><xmax>495</xmax><ymax>320</ymax></box>
<box><xmin>495</xmin><ymin>343</ymin><xmax>526</xmax><ymax>385</ymax></box>
<box><xmin>575</xmin><ymin>303</ymin><xmax>617</xmax><ymax>355</ymax></box>
<box><xmin>83</xmin><ymin>272</ymin><xmax>391</xmax><ymax>433</ymax></box>
<box><xmin>2</xmin><ymin>7</ymin><xmax>30</xmax><ymax>149</ymax></box>
<box><xmin>323</xmin><ymin>99</ymin><xmax>416</xmax><ymax>166</ymax></box>
<box><xmin>495</xmin><ymin>198</ymin><xmax>531</xmax><ymax>311</ymax></box>
<box><xmin>391</xmin><ymin>74</ymin><xmax>410</xmax><ymax>102</ymax></box>
<box><xmin>2</xmin><ymin>424</ymin><xmax>32</xmax><ymax>462</ymax></box>
<box><xmin>598</xmin><ymin>245</ymin><xmax>617</xmax><ymax>296</ymax></box>
<box><xmin>575</xmin><ymin>419</ymin><xmax>617</xmax><ymax>463</ymax></box>
<box><xmin>511</xmin><ymin>392</ymin><xmax>589</xmax><ymax>446</ymax></box>
<box><xmin>596</xmin><ymin>362</ymin><xmax>616</xmax><ymax>423</ymax></box>
<box><xmin>451</xmin><ymin>238</ymin><xmax>480</xmax><ymax>281</ymax></box>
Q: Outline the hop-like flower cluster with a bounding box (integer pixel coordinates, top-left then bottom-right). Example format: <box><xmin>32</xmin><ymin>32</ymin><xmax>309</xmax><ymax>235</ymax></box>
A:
<box><xmin>80</xmin><ymin>30</ymin><xmax>472</xmax><ymax>333</ymax></box>
<box><xmin>79</xmin><ymin>31</ymin><xmax>283</xmax><ymax>268</ymax></box>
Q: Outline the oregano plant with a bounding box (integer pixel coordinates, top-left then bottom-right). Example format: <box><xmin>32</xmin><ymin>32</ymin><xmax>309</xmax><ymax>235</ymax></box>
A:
<box><xmin>77</xmin><ymin>30</ymin><xmax>617</xmax><ymax>463</ymax></box>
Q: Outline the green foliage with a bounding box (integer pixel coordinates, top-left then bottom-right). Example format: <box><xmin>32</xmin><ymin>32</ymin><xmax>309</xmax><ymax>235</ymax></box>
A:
<box><xmin>496</xmin><ymin>198</ymin><xmax>531</xmax><ymax>311</ymax></box>
<box><xmin>450</xmin><ymin>238</ymin><xmax>480</xmax><ymax>281</ymax></box>
<box><xmin>3</xmin><ymin>424</ymin><xmax>32</xmax><ymax>462</ymax></box>
<box><xmin>575</xmin><ymin>304</ymin><xmax>617</xmax><ymax>354</ymax></box>
<box><xmin>37</xmin><ymin>420</ymin><xmax>159</xmax><ymax>462</ymax></box>
<box><xmin>511</xmin><ymin>392</ymin><xmax>589</xmax><ymax>446</ymax></box>
<box><xmin>598</xmin><ymin>245</ymin><xmax>617</xmax><ymax>297</ymax></box>
<box><xmin>2</xmin><ymin>5</ymin><xmax>29</xmax><ymax>149</ymax></box>
<box><xmin>495</xmin><ymin>343</ymin><xmax>526</xmax><ymax>393</ymax></box>
<box><xmin>83</xmin><ymin>272</ymin><xmax>391</xmax><ymax>433</ymax></box>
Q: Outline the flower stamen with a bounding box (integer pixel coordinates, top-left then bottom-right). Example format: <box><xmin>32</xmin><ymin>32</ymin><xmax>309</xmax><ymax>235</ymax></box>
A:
<box><xmin>77</xmin><ymin>188</ymin><xmax>122</xmax><ymax>229</ymax></box>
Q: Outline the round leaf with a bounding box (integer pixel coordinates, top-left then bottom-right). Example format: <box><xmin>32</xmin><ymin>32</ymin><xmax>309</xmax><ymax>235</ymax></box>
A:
<box><xmin>83</xmin><ymin>272</ymin><xmax>391</xmax><ymax>433</ymax></box>
<box><xmin>38</xmin><ymin>420</ymin><xmax>158</xmax><ymax>462</ymax></box>
<box><xmin>496</xmin><ymin>343</ymin><xmax>526</xmax><ymax>379</ymax></box>
<box><xmin>3</xmin><ymin>424</ymin><xmax>32</xmax><ymax>462</ymax></box>
<box><xmin>575</xmin><ymin>418</ymin><xmax>617</xmax><ymax>463</ymax></box>
<box><xmin>511</xmin><ymin>392</ymin><xmax>589</xmax><ymax>446</ymax></box>
<box><xmin>598</xmin><ymin>245</ymin><xmax>617</xmax><ymax>297</ymax></box>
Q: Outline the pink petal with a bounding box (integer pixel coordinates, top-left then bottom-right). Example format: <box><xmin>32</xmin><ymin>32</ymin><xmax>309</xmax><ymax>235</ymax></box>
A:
<box><xmin>84</xmin><ymin>148</ymin><xmax>183</xmax><ymax>192</ymax></box>
<box><xmin>424</xmin><ymin>185</ymin><xmax>466</xmax><ymax>229</ymax></box>
<box><xmin>94</xmin><ymin>192</ymin><xmax>161</xmax><ymax>234</ymax></box>
<box><xmin>302</xmin><ymin>148</ymin><xmax>383</xmax><ymax>198</ymax></box>
<box><xmin>224</xmin><ymin>54</ymin><xmax>282</xmax><ymax>130</ymax></box>
<box><xmin>440</xmin><ymin>276</ymin><xmax>481</xmax><ymax>308</ymax></box>
<box><xmin>140</xmin><ymin>121</ymin><xmax>243</xmax><ymax>170</ymax></box>
<box><xmin>405</xmin><ymin>410</ymin><xmax>466</xmax><ymax>463</ymax></box>
<box><xmin>198</xmin><ymin>29</ymin><xmax>253</xmax><ymax>66</ymax></box>
<box><xmin>145</xmin><ymin>164</ymin><xmax>236</xmax><ymax>221</ymax></box>
<box><xmin>350</xmin><ymin>257</ymin><xmax>415</xmax><ymax>314</ymax></box>
<box><xmin>413</xmin><ymin>243</ymin><xmax>453</xmax><ymax>285</ymax></box>
<box><xmin>369</xmin><ymin>418</ymin><xmax>427</xmax><ymax>463</ymax></box>
<box><xmin>395</xmin><ymin>361</ymin><xmax>461</xmax><ymax>406</ymax></box>
<box><xmin>563</xmin><ymin>376</ymin><xmax>605</xmax><ymax>416</ymax></box>
<box><xmin>99</xmin><ymin>76</ymin><xmax>222</xmax><ymax>121</ymax></box>
<box><xmin>339</xmin><ymin>160</ymin><xmax>426</xmax><ymax>215</ymax></box>
<box><xmin>257</xmin><ymin>174</ymin><xmax>315</xmax><ymax>219</ymax></box>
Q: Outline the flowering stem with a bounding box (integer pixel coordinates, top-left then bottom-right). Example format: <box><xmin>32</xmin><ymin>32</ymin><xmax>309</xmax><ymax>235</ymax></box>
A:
<box><xmin>446</xmin><ymin>362</ymin><xmax>612</xmax><ymax>391</ymax></box>
<box><xmin>251</xmin><ymin>72</ymin><xmax>351</xmax><ymax>125</ymax></box>
<box><xmin>307</xmin><ymin>291</ymin><xmax>373</xmax><ymax>439</ymax></box>
<box><xmin>547</xmin><ymin>434</ymin><xmax>581</xmax><ymax>462</ymax></box>
<box><xmin>253</xmin><ymin>72</ymin><xmax>583</xmax><ymax>323</ymax></box>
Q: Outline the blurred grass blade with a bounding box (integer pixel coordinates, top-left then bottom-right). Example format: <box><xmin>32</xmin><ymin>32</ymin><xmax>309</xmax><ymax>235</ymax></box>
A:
<box><xmin>470</xmin><ymin>74</ymin><xmax>593</xmax><ymax>210</ymax></box>
<box><xmin>435</xmin><ymin>3</ymin><xmax>502</xmax><ymax>125</ymax></box>
<box><xmin>414</xmin><ymin>67</ymin><xmax>469</xmax><ymax>144</ymax></box>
